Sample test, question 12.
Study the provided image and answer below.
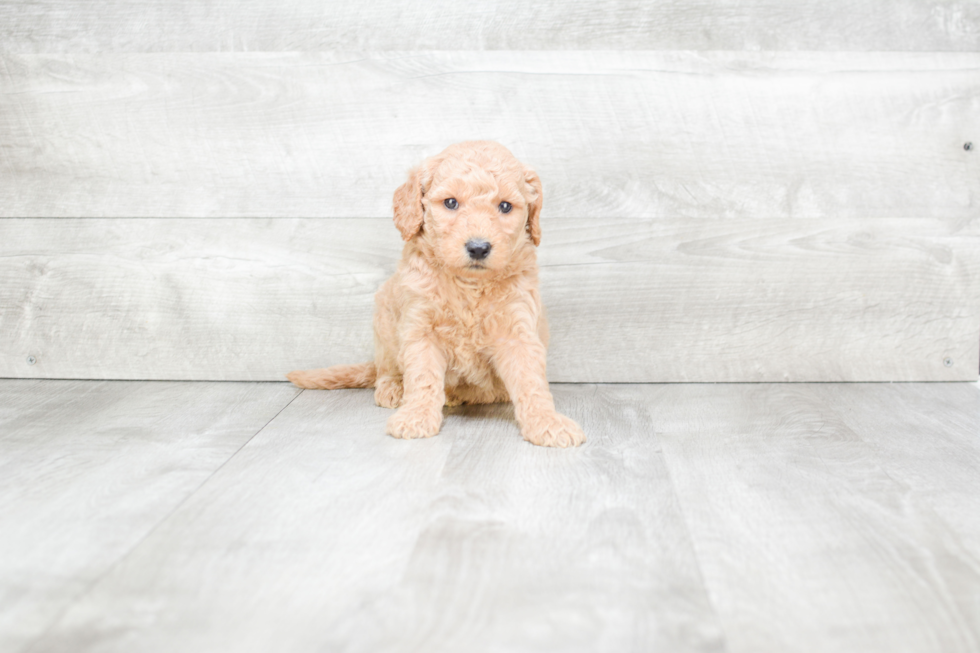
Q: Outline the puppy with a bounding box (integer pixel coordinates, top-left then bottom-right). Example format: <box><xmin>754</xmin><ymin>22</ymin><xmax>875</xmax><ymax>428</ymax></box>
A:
<box><xmin>287</xmin><ymin>141</ymin><xmax>585</xmax><ymax>447</ymax></box>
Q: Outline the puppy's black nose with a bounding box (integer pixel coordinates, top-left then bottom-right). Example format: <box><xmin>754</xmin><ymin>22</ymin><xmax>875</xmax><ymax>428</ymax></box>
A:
<box><xmin>465</xmin><ymin>240</ymin><xmax>491</xmax><ymax>261</ymax></box>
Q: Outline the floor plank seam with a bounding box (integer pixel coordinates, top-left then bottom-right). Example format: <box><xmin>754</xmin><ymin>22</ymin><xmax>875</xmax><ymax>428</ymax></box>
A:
<box><xmin>20</xmin><ymin>386</ymin><xmax>305</xmax><ymax>653</ymax></box>
<box><xmin>654</xmin><ymin>430</ymin><xmax>735</xmax><ymax>653</ymax></box>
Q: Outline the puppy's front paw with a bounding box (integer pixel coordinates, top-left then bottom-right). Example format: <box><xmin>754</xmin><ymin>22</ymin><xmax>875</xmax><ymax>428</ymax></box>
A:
<box><xmin>386</xmin><ymin>407</ymin><xmax>443</xmax><ymax>440</ymax></box>
<box><xmin>522</xmin><ymin>412</ymin><xmax>586</xmax><ymax>448</ymax></box>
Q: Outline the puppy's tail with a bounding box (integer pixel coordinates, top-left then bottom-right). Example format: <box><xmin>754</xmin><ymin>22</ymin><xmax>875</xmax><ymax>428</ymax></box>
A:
<box><xmin>286</xmin><ymin>362</ymin><xmax>377</xmax><ymax>389</ymax></box>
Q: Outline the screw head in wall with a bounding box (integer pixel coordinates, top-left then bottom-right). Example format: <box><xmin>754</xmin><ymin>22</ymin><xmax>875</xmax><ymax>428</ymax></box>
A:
<box><xmin>27</xmin><ymin>356</ymin><xmax>36</xmax><ymax>365</ymax></box>
<box><xmin>943</xmin><ymin>357</ymin><xmax>953</xmax><ymax>367</ymax></box>
<box><xmin>965</xmin><ymin>142</ymin><xmax>974</xmax><ymax>151</ymax></box>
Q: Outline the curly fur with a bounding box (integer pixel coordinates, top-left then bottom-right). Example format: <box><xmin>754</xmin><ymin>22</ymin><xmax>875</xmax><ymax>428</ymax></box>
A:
<box><xmin>288</xmin><ymin>141</ymin><xmax>584</xmax><ymax>447</ymax></box>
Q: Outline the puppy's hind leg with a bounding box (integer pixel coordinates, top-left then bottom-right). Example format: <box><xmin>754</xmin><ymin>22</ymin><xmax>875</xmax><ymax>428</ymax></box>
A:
<box><xmin>373</xmin><ymin>333</ymin><xmax>403</xmax><ymax>408</ymax></box>
<box><xmin>374</xmin><ymin>375</ymin><xmax>403</xmax><ymax>408</ymax></box>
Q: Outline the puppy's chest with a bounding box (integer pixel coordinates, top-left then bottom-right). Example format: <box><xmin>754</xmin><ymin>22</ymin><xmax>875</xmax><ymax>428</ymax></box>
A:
<box><xmin>432</xmin><ymin>302</ymin><xmax>497</xmax><ymax>371</ymax></box>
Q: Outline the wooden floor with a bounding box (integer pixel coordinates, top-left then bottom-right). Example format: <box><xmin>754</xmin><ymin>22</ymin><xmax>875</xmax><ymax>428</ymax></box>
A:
<box><xmin>2</xmin><ymin>380</ymin><xmax>979</xmax><ymax>653</ymax></box>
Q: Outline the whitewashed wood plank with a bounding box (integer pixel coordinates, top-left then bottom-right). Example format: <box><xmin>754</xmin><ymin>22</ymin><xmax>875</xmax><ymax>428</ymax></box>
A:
<box><xmin>18</xmin><ymin>382</ymin><xmax>980</xmax><ymax>652</ymax></box>
<box><xmin>2</xmin><ymin>0</ymin><xmax>978</xmax><ymax>52</ymax></box>
<box><xmin>0</xmin><ymin>379</ymin><xmax>299</xmax><ymax>653</ymax></box>
<box><xmin>2</xmin><ymin>52</ymin><xmax>978</xmax><ymax>219</ymax></box>
<box><xmin>0</xmin><ymin>218</ymin><xmax>398</xmax><ymax>381</ymax></box>
<box><xmin>24</xmin><ymin>385</ymin><xmax>726</xmax><ymax>653</ymax></box>
<box><xmin>0</xmin><ymin>217</ymin><xmax>975</xmax><ymax>382</ymax></box>
<box><xmin>27</xmin><ymin>387</ymin><xmax>458</xmax><ymax>653</ymax></box>
<box><xmin>542</xmin><ymin>217</ymin><xmax>979</xmax><ymax>382</ymax></box>
<box><xmin>817</xmin><ymin>383</ymin><xmax>980</xmax><ymax>552</ymax></box>
<box><xmin>325</xmin><ymin>385</ymin><xmax>724</xmax><ymax>652</ymax></box>
<box><xmin>654</xmin><ymin>384</ymin><xmax>980</xmax><ymax>653</ymax></box>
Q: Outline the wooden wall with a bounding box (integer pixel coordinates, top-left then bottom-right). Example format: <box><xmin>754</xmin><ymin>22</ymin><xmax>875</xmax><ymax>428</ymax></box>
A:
<box><xmin>1</xmin><ymin>2</ymin><xmax>978</xmax><ymax>382</ymax></box>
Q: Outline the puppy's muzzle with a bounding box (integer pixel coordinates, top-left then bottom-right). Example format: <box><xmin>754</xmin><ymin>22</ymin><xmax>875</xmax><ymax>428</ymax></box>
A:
<box><xmin>465</xmin><ymin>239</ymin><xmax>492</xmax><ymax>261</ymax></box>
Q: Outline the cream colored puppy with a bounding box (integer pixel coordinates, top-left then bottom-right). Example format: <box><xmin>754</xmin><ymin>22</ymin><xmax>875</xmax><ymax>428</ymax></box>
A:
<box><xmin>288</xmin><ymin>141</ymin><xmax>584</xmax><ymax>447</ymax></box>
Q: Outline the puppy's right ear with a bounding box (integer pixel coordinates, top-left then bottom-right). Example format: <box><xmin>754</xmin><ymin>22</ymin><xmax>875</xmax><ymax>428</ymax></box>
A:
<box><xmin>393</xmin><ymin>164</ymin><xmax>426</xmax><ymax>241</ymax></box>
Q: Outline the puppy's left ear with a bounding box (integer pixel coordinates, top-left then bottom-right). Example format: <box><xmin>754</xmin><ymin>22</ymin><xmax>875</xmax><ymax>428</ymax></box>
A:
<box><xmin>523</xmin><ymin>167</ymin><xmax>543</xmax><ymax>246</ymax></box>
<box><xmin>392</xmin><ymin>163</ymin><xmax>429</xmax><ymax>241</ymax></box>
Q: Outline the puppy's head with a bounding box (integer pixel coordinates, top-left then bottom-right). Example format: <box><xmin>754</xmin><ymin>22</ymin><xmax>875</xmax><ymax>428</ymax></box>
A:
<box><xmin>393</xmin><ymin>141</ymin><xmax>543</xmax><ymax>276</ymax></box>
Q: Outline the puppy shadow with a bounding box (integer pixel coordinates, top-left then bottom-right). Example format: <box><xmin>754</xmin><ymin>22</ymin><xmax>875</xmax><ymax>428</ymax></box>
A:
<box><xmin>444</xmin><ymin>401</ymin><xmax>515</xmax><ymax>424</ymax></box>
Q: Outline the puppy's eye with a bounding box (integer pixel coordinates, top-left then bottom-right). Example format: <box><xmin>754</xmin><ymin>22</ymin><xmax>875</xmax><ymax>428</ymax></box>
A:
<box><xmin>498</xmin><ymin>201</ymin><xmax>512</xmax><ymax>214</ymax></box>
<box><xmin>444</xmin><ymin>198</ymin><xmax>458</xmax><ymax>210</ymax></box>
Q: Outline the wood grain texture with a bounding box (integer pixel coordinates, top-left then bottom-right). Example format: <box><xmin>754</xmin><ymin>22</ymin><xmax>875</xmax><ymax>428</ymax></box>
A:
<box><xmin>0</xmin><ymin>379</ymin><xmax>299</xmax><ymax>653</ymax></box>
<box><xmin>2</xmin><ymin>51</ymin><xmax>978</xmax><ymax>219</ymax></box>
<box><xmin>9</xmin><ymin>381</ymin><xmax>980</xmax><ymax>652</ymax></box>
<box><xmin>1</xmin><ymin>217</ymin><xmax>976</xmax><ymax>383</ymax></box>
<box><xmin>2</xmin><ymin>0</ymin><xmax>979</xmax><ymax>52</ymax></box>
<box><xmin>25</xmin><ymin>384</ymin><xmax>725</xmax><ymax>653</ymax></box>
<box><xmin>817</xmin><ymin>383</ymin><xmax>980</xmax><ymax>554</ymax></box>
<box><xmin>328</xmin><ymin>385</ymin><xmax>724</xmax><ymax>652</ymax></box>
<box><xmin>654</xmin><ymin>383</ymin><xmax>980</xmax><ymax>653</ymax></box>
<box><xmin>27</xmin><ymin>387</ymin><xmax>459</xmax><ymax>653</ymax></box>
